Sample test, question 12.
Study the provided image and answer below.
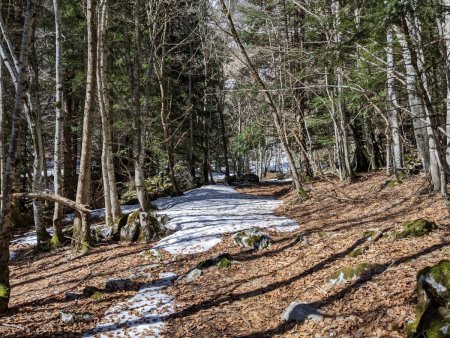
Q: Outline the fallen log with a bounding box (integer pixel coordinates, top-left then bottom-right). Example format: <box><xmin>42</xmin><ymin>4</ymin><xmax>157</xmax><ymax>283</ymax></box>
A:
<box><xmin>0</xmin><ymin>192</ymin><xmax>91</xmax><ymax>214</ymax></box>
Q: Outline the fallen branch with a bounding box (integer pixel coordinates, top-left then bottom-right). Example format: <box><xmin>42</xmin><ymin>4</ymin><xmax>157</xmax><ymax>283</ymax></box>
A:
<box><xmin>0</xmin><ymin>192</ymin><xmax>91</xmax><ymax>213</ymax></box>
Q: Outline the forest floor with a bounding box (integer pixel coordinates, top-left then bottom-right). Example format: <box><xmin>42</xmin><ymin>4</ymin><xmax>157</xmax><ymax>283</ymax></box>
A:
<box><xmin>1</xmin><ymin>172</ymin><xmax>449</xmax><ymax>337</ymax></box>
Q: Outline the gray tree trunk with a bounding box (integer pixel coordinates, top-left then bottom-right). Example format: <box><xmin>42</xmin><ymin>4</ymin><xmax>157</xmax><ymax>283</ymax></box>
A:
<box><xmin>0</xmin><ymin>0</ymin><xmax>33</xmax><ymax>313</ymax></box>
<box><xmin>73</xmin><ymin>0</ymin><xmax>97</xmax><ymax>251</ymax></box>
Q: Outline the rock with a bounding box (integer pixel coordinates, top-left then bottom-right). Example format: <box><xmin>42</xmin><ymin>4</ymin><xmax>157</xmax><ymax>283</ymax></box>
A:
<box><xmin>242</xmin><ymin>173</ymin><xmax>259</xmax><ymax>183</ymax></box>
<box><xmin>196</xmin><ymin>253</ymin><xmax>237</xmax><ymax>270</ymax></box>
<box><xmin>181</xmin><ymin>268</ymin><xmax>202</xmax><ymax>282</ymax></box>
<box><xmin>64</xmin><ymin>292</ymin><xmax>82</xmax><ymax>300</ymax></box>
<box><xmin>408</xmin><ymin>260</ymin><xmax>450</xmax><ymax>337</ymax></box>
<box><xmin>120</xmin><ymin>211</ymin><xmax>141</xmax><ymax>242</ymax></box>
<box><xmin>105</xmin><ymin>278</ymin><xmax>133</xmax><ymax>291</ymax></box>
<box><xmin>395</xmin><ymin>219</ymin><xmax>436</xmax><ymax>239</ymax></box>
<box><xmin>329</xmin><ymin>263</ymin><xmax>379</xmax><ymax>285</ymax></box>
<box><xmin>129</xmin><ymin>272</ymin><xmax>152</xmax><ymax>281</ymax></box>
<box><xmin>60</xmin><ymin>312</ymin><xmax>95</xmax><ymax>325</ymax></box>
<box><xmin>146</xmin><ymin>249</ymin><xmax>163</xmax><ymax>261</ymax></box>
<box><xmin>156</xmin><ymin>213</ymin><xmax>169</xmax><ymax>226</ymax></box>
<box><xmin>233</xmin><ymin>230</ymin><xmax>271</xmax><ymax>250</ymax></box>
<box><xmin>83</xmin><ymin>286</ymin><xmax>104</xmax><ymax>297</ymax></box>
<box><xmin>137</xmin><ymin>212</ymin><xmax>165</xmax><ymax>243</ymax></box>
<box><xmin>112</xmin><ymin>214</ymin><xmax>129</xmax><ymax>240</ymax></box>
<box><xmin>281</xmin><ymin>302</ymin><xmax>323</xmax><ymax>323</ymax></box>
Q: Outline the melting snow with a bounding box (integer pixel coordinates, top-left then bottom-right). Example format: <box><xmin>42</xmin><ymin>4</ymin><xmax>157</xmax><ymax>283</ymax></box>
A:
<box><xmin>84</xmin><ymin>272</ymin><xmax>177</xmax><ymax>338</ymax></box>
<box><xmin>153</xmin><ymin>184</ymin><xmax>299</xmax><ymax>254</ymax></box>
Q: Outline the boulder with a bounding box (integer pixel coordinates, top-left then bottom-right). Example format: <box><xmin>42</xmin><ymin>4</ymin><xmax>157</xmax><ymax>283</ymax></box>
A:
<box><xmin>180</xmin><ymin>268</ymin><xmax>202</xmax><ymax>283</ymax></box>
<box><xmin>120</xmin><ymin>211</ymin><xmax>141</xmax><ymax>242</ymax></box>
<box><xmin>105</xmin><ymin>278</ymin><xmax>133</xmax><ymax>291</ymax></box>
<box><xmin>395</xmin><ymin>219</ymin><xmax>436</xmax><ymax>239</ymax></box>
<box><xmin>60</xmin><ymin>312</ymin><xmax>95</xmax><ymax>325</ymax></box>
<box><xmin>329</xmin><ymin>263</ymin><xmax>379</xmax><ymax>285</ymax></box>
<box><xmin>196</xmin><ymin>253</ymin><xmax>237</xmax><ymax>270</ymax></box>
<box><xmin>281</xmin><ymin>302</ymin><xmax>323</xmax><ymax>323</ymax></box>
<box><xmin>112</xmin><ymin>214</ymin><xmax>129</xmax><ymax>240</ymax></box>
<box><xmin>408</xmin><ymin>260</ymin><xmax>450</xmax><ymax>337</ymax></box>
<box><xmin>146</xmin><ymin>249</ymin><xmax>163</xmax><ymax>261</ymax></box>
<box><xmin>137</xmin><ymin>212</ymin><xmax>157</xmax><ymax>243</ymax></box>
<box><xmin>242</xmin><ymin>173</ymin><xmax>259</xmax><ymax>183</ymax></box>
<box><xmin>233</xmin><ymin>230</ymin><xmax>271</xmax><ymax>250</ymax></box>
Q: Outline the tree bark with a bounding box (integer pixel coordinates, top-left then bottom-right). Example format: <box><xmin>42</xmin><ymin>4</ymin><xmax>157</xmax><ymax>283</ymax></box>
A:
<box><xmin>52</xmin><ymin>0</ymin><xmax>65</xmax><ymax>245</ymax></box>
<box><xmin>73</xmin><ymin>0</ymin><xmax>97</xmax><ymax>251</ymax></box>
<box><xmin>97</xmin><ymin>0</ymin><xmax>121</xmax><ymax>225</ymax></box>
<box><xmin>0</xmin><ymin>0</ymin><xmax>33</xmax><ymax>314</ymax></box>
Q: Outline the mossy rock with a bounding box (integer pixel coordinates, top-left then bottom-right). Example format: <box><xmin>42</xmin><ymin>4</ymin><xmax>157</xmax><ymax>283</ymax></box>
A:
<box><xmin>408</xmin><ymin>260</ymin><xmax>450</xmax><ymax>337</ymax></box>
<box><xmin>111</xmin><ymin>214</ymin><xmax>129</xmax><ymax>240</ymax></box>
<box><xmin>127</xmin><ymin>211</ymin><xmax>141</xmax><ymax>226</ymax></box>
<box><xmin>317</xmin><ymin>231</ymin><xmax>328</xmax><ymax>238</ymax></box>
<box><xmin>329</xmin><ymin>263</ymin><xmax>379</xmax><ymax>284</ymax></box>
<box><xmin>418</xmin><ymin>260</ymin><xmax>450</xmax><ymax>306</ymax></box>
<box><xmin>348</xmin><ymin>247</ymin><xmax>366</xmax><ymax>258</ymax></box>
<box><xmin>233</xmin><ymin>230</ymin><xmax>271</xmax><ymax>250</ymax></box>
<box><xmin>196</xmin><ymin>253</ymin><xmax>237</xmax><ymax>270</ymax></box>
<box><xmin>395</xmin><ymin>219</ymin><xmax>436</xmax><ymax>239</ymax></box>
<box><xmin>90</xmin><ymin>291</ymin><xmax>104</xmax><ymax>301</ymax></box>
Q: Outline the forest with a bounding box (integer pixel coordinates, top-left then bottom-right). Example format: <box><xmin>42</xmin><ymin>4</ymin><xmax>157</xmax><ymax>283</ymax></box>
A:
<box><xmin>1</xmin><ymin>0</ymin><xmax>450</xmax><ymax>337</ymax></box>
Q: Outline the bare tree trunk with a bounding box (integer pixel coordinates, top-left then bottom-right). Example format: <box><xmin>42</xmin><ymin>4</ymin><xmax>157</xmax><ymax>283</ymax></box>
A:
<box><xmin>331</xmin><ymin>0</ymin><xmax>352</xmax><ymax>180</ymax></box>
<box><xmin>128</xmin><ymin>1</ymin><xmax>151</xmax><ymax>210</ymax></box>
<box><xmin>52</xmin><ymin>0</ymin><xmax>64</xmax><ymax>245</ymax></box>
<box><xmin>0</xmin><ymin>59</ymin><xmax>4</xmax><ymax>191</ymax></box>
<box><xmin>401</xmin><ymin>13</ymin><xmax>442</xmax><ymax>192</ymax></box>
<box><xmin>220</xmin><ymin>0</ymin><xmax>302</xmax><ymax>190</ymax></box>
<box><xmin>97</xmin><ymin>0</ymin><xmax>121</xmax><ymax>225</ymax></box>
<box><xmin>386</xmin><ymin>28</ymin><xmax>402</xmax><ymax>176</ymax></box>
<box><xmin>0</xmin><ymin>0</ymin><xmax>33</xmax><ymax>313</ymax></box>
<box><xmin>73</xmin><ymin>0</ymin><xmax>97</xmax><ymax>251</ymax></box>
<box><xmin>395</xmin><ymin>28</ymin><xmax>429</xmax><ymax>171</ymax></box>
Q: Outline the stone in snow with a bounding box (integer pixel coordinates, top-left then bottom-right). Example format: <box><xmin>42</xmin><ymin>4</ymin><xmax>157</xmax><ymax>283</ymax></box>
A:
<box><xmin>281</xmin><ymin>302</ymin><xmax>323</xmax><ymax>323</ymax></box>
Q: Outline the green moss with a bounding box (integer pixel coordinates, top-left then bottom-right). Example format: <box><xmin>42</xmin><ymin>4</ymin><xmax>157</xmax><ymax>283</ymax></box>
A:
<box><xmin>329</xmin><ymin>263</ymin><xmax>377</xmax><ymax>283</ymax></box>
<box><xmin>297</xmin><ymin>188</ymin><xmax>309</xmax><ymax>201</ymax></box>
<box><xmin>362</xmin><ymin>230</ymin><xmax>375</xmax><ymax>239</ymax></box>
<box><xmin>127</xmin><ymin>211</ymin><xmax>140</xmax><ymax>226</ymax></box>
<box><xmin>418</xmin><ymin>260</ymin><xmax>450</xmax><ymax>303</ymax></box>
<box><xmin>395</xmin><ymin>219</ymin><xmax>436</xmax><ymax>239</ymax></box>
<box><xmin>385</xmin><ymin>179</ymin><xmax>402</xmax><ymax>188</ymax></box>
<box><xmin>318</xmin><ymin>231</ymin><xmax>328</xmax><ymax>238</ymax></box>
<box><xmin>90</xmin><ymin>291</ymin><xmax>104</xmax><ymax>301</ymax></box>
<box><xmin>0</xmin><ymin>284</ymin><xmax>9</xmax><ymax>299</ymax></box>
<box><xmin>217</xmin><ymin>257</ymin><xmax>232</xmax><ymax>269</ymax></box>
<box><xmin>348</xmin><ymin>247</ymin><xmax>366</xmax><ymax>258</ymax></box>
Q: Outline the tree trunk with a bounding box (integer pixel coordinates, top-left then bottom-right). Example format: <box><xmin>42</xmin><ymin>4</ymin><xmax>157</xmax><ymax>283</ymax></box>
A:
<box><xmin>386</xmin><ymin>28</ymin><xmax>402</xmax><ymax>176</ymax></box>
<box><xmin>395</xmin><ymin>28</ymin><xmax>430</xmax><ymax>171</ymax></box>
<box><xmin>52</xmin><ymin>0</ymin><xmax>64</xmax><ymax>245</ymax></box>
<box><xmin>97</xmin><ymin>0</ymin><xmax>121</xmax><ymax>225</ymax></box>
<box><xmin>0</xmin><ymin>0</ymin><xmax>33</xmax><ymax>313</ymax></box>
<box><xmin>73</xmin><ymin>0</ymin><xmax>97</xmax><ymax>251</ymax></box>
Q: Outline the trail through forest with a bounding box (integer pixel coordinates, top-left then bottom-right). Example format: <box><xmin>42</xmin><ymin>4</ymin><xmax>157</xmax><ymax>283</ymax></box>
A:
<box><xmin>85</xmin><ymin>184</ymin><xmax>299</xmax><ymax>337</ymax></box>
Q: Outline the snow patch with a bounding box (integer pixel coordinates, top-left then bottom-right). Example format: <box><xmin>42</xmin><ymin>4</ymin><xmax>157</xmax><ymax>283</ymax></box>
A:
<box><xmin>153</xmin><ymin>185</ymin><xmax>299</xmax><ymax>254</ymax></box>
<box><xmin>441</xmin><ymin>324</ymin><xmax>450</xmax><ymax>335</ymax></box>
<box><xmin>329</xmin><ymin>272</ymin><xmax>346</xmax><ymax>285</ymax></box>
<box><xmin>420</xmin><ymin>275</ymin><xmax>448</xmax><ymax>294</ymax></box>
<box><xmin>84</xmin><ymin>272</ymin><xmax>177</xmax><ymax>338</ymax></box>
<box><xmin>9</xmin><ymin>251</ymin><xmax>17</xmax><ymax>261</ymax></box>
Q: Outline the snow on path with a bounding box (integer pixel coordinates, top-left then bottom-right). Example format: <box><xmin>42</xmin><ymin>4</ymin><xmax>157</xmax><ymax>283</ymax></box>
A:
<box><xmin>83</xmin><ymin>272</ymin><xmax>177</xmax><ymax>338</ymax></box>
<box><xmin>153</xmin><ymin>184</ymin><xmax>299</xmax><ymax>254</ymax></box>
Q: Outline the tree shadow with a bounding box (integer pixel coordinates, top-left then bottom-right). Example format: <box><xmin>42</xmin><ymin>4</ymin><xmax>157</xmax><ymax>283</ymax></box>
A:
<box><xmin>235</xmin><ymin>241</ymin><xmax>450</xmax><ymax>338</ymax></box>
